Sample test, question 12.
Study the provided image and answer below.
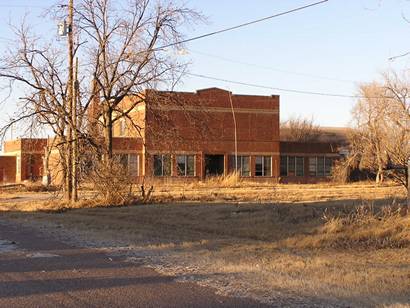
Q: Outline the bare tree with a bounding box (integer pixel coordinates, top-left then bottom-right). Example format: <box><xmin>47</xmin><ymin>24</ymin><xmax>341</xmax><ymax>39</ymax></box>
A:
<box><xmin>0</xmin><ymin>21</ymin><xmax>77</xmax><ymax>199</ymax></box>
<box><xmin>0</xmin><ymin>0</ymin><xmax>202</xmax><ymax>204</ymax></box>
<box><xmin>352</xmin><ymin>83</ymin><xmax>389</xmax><ymax>183</ymax></box>
<box><xmin>350</xmin><ymin>73</ymin><xmax>410</xmax><ymax>188</ymax></box>
<box><xmin>280</xmin><ymin>116</ymin><xmax>320</xmax><ymax>142</ymax></box>
<box><xmin>74</xmin><ymin>0</ymin><xmax>201</xmax><ymax>161</ymax></box>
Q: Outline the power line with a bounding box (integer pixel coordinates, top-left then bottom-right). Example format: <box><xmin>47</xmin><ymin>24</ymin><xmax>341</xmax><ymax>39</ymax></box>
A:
<box><xmin>157</xmin><ymin>0</ymin><xmax>329</xmax><ymax>51</ymax></box>
<box><xmin>0</xmin><ymin>5</ymin><xmax>47</xmax><ymax>8</ymax></box>
<box><xmin>187</xmin><ymin>49</ymin><xmax>358</xmax><ymax>84</ymax></box>
<box><xmin>185</xmin><ymin>72</ymin><xmax>364</xmax><ymax>99</ymax></box>
<box><xmin>0</xmin><ymin>1</ymin><xmax>329</xmax><ymax>55</ymax></box>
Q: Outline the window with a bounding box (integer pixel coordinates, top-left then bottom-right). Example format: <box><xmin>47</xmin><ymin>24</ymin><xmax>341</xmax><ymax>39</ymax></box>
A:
<box><xmin>309</xmin><ymin>157</ymin><xmax>317</xmax><ymax>176</ymax></box>
<box><xmin>280</xmin><ymin>156</ymin><xmax>287</xmax><ymax>176</ymax></box>
<box><xmin>263</xmin><ymin>156</ymin><xmax>272</xmax><ymax>177</ymax></box>
<box><xmin>281</xmin><ymin>156</ymin><xmax>304</xmax><ymax>177</ymax></box>
<box><xmin>177</xmin><ymin>155</ymin><xmax>195</xmax><ymax>176</ymax></box>
<box><xmin>255</xmin><ymin>156</ymin><xmax>271</xmax><ymax>176</ymax></box>
<box><xmin>317</xmin><ymin>157</ymin><xmax>325</xmax><ymax>176</ymax></box>
<box><xmin>112</xmin><ymin>153</ymin><xmax>128</xmax><ymax>169</ymax></box>
<box><xmin>288</xmin><ymin>156</ymin><xmax>295</xmax><ymax>176</ymax></box>
<box><xmin>296</xmin><ymin>157</ymin><xmax>304</xmax><ymax>176</ymax></box>
<box><xmin>228</xmin><ymin>155</ymin><xmax>250</xmax><ymax>176</ymax></box>
<box><xmin>154</xmin><ymin>154</ymin><xmax>171</xmax><ymax>176</ymax></box>
<box><xmin>119</xmin><ymin>118</ymin><xmax>126</xmax><ymax>136</ymax></box>
<box><xmin>113</xmin><ymin>153</ymin><xmax>139</xmax><ymax>176</ymax></box>
<box><xmin>308</xmin><ymin>156</ymin><xmax>333</xmax><ymax>177</ymax></box>
<box><xmin>128</xmin><ymin>154</ymin><xmax>139</xmax><ymax>176</ymax></box>
<box><xmin>325</xmin><ymin>157</ymin><xmax>333</xmax><ymax>176</ymax></box>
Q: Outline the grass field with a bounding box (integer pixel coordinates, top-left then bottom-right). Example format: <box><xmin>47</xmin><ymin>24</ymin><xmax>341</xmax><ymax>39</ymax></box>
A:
<box><xmin>1</xmin><ymin>181</ymin><xmax>409</xmax><ymax>307</ymax></box>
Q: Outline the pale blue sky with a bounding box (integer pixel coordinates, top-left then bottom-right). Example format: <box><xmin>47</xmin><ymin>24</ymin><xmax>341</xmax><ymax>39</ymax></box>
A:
<box><xmin>0</xmin><ymin>0</ymin><xmax>409</xmax><ymax>135</ymax></box>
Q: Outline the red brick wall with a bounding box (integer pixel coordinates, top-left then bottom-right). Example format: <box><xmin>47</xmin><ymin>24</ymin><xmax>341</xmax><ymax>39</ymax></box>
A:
<box><xmin>0</xmin><ymin>156</ymin><xmax>16</xmax><ymax>183</ymax></box>
<box><xmin>142</xmin><ymin>88</ymin><xmax>280</xmax><ymax>179</ymax></box>
<box><xmin>4</xmin><ymin>138</ymin><xmax>47</xmax><ymax>154</ymax></box>
<box><xmin>279</xmin><ymin>141</ymin><xmax>341</xmax><ymax>184</ymax></box>
<box><xmin>280</xmin><ymin>141</ymin><xmax>340</xmax><ymax>155</ymax></box>
<box><xmin>3</xmin><ymin>139</ymin><xmax>47</xmax><ymax>182</ymax></box>
<box><xmin>112</xmin><ymin>137</ymin><xmax>143</xmax><ymax>152</ymax></box>
<box><xmin>20</xmin><ymin>153</ymin><xmax>44</xmax><ymax>182</ymax></box>
<box><xmin>20</xmin><ymin>139</ymin><xmax>47</xmax><ymax>152</ymax></box>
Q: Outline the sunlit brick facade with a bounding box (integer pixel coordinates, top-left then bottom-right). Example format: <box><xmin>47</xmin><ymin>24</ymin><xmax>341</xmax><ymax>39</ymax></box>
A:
<box><xmin>0</xmin><ymin>88</ymin><xmax>344</xmax><ymax>184</ymax></box>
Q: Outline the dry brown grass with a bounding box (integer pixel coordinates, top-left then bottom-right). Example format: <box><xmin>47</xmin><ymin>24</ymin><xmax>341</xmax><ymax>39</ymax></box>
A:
<box><xmin>147</xmin><ymin>180</ymin><xmax>405</xmax><ymax>204</ymax></box>
<box><xmin>282</xmin><ymin>203</ymin><xmax>410</xmax><ymax>250</ymax></box>
<box><xmin>195</xmin><ymin>171</ymin><xmax>242</xmax><ymax>187</ymax></box>
<box><xmin>1</xmin><ymin>182</ymin><xmax>408</xmax><ymax>306</ymax></box>
<box><xmin>320</xmin><ymin>205</ymin><xmax>410</xmax><ymax>249</ymax></box>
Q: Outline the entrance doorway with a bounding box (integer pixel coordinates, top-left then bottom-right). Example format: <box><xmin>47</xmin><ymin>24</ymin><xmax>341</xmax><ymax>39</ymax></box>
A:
<box><xmin>204</xmin><ymin>154</ymin><xmax>224</xmax><ymax>177</ymax></box>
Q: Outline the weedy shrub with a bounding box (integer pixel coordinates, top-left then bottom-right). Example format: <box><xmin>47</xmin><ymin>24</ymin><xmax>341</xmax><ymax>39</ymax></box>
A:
<box><xmin>202</xmin><ymin>171</ymin><xmax>242</xmax><ymax>187</ymax></box>
<box><xmin>88</xmin><ymin>158</ymin><xmax>137</xmax><ymax>206</ymax></box>
<box><xmin>321</xmin><ymin>203</ymin><xmax>410</xmax><ymax>249</ymax></box>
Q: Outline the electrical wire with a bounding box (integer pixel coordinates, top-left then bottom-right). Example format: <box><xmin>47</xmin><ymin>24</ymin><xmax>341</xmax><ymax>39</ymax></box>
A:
<box><xmin>187</xmin><ymin>49</ymin><xmax>358</xmax><ymax>84</ymax></box>
<box><xmin>156</xmin><ymin>0</ymin><xmax>328</xmax><ymax>51</ymax></box>
<box><xmin>185</xmin><ymin>72</ymin><xmax>366</xmax><ymax>99</ymax></box>
<box><xmin>0</xmin><ymin>5</ymin><xmax>47</xmax><ymax>8</ymax></box>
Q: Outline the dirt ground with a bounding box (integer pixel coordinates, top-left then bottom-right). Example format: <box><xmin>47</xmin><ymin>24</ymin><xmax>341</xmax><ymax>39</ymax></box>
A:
<box><xmin>0</xmin><ymin>182</ymin><xmax>409</xmax><ymax>307</ymax></box>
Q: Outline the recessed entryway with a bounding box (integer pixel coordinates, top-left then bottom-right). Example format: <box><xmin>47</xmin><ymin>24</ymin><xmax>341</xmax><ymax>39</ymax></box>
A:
<box><xmin>204</xmin><ymin>154</ymin><xmax>224</xmax><ymax>177</ymax></box>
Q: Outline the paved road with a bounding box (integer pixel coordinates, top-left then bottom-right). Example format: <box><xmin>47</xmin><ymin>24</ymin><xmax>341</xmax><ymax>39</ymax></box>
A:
<box><xmin>0</xmin><ymin>220</ymin><xmax>269</xmax><ymax>308</ymax></box>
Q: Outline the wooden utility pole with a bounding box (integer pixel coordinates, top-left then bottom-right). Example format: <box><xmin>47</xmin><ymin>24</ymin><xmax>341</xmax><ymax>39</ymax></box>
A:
<box><xmin>407</xmin><ymin>158</ymin><xmax>410</xmax><ymax>209</ymax></box>
<box><xmin>72</xmin><ymin>57</ymin><xmax>79</xmax><ymax>201</ymax></box>
<box><xmin>66</xmin><ymin>0</ymin><xmax>74</xmax><ymax>201</ymax></box>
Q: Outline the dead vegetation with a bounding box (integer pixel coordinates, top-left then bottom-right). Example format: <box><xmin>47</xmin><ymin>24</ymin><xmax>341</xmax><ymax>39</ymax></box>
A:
<box><xmin>3</xmin><ymin>192</ymin><xmax>408</xmax><ymax>306</ymax></box>
<box><xmin>0</xmin><ymin>180</ymin><xmax>405</xmax><ymax>211</ymax></box>
<box><xmin>283</xmin><ymin>203</ymin><xmax>410</xmax><ymax>250</ymax></box>
<box><xmin>148</xmin><ymin>180</ymin><xmax>404</xmax><ymax>204</ymax></box>
<box><xmin>0</xmin><ymin>182</ymin><xmax>408</xmax><ymax>305</ymax></box>
<box><xmin>321</xmin><ymin>204</ymin><xmax>409</xmax><ymax>249</ymax></box>
<box><xmin>197</xmin><ymin>171</ymin><xmax>242</xmax><ymax>187</ymax></box>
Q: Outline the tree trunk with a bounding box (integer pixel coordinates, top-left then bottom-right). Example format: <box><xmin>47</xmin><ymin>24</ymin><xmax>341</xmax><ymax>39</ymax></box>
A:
<box><xmin>376</xmin><ymin>168</ymin><xmax>384</xmax><ymax>184</ymax></box>
<box><xmin>65</xmin><ymin>137</ymin><xmax>72</xmax><ymax>201</ymax></box>
<box><xmin>103</xmin><ymin>109</ymin><xmax>113</xmax><ymax>163</ymax></box>
<box><xmin>71</xmin><ymin>58</ymin><xmax>79</xmax><ymax>202</ymax></box>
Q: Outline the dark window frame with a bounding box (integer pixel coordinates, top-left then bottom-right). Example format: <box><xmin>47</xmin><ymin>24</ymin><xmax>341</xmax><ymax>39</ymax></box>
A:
<box><xmin>153</xmin><ymin>154</ymin><xmax>171</xmax><ymax>177</ymax></box>
<box><xmin>255</xmin><ymin>156</ymin><xmax>272</xmax><ymax>177</ymax></box>
<box><xmin>228</xmin><ymin>155</ymin><xmax>251</xmax><ymax>177</ymax></box>
<box><xmin>296</xmin><ymin>156</ymin><xmax>304</xmax><ymax>176</ymax></box>
<box><xmin>177</xmin><ymin>154</ymin><xmax>195</xmax><ymax>176</ymax></box>
<box><xmin>280</xmin><ymin>156</ymin><xmax>288</xmax><ymax>176</ymax></box>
